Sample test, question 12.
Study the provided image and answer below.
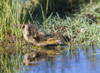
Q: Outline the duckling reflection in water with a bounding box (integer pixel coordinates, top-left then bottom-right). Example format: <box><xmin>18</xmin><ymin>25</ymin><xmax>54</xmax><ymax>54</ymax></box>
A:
<box><xmin>22</xmin><ymin>24</ymin><xmax>62</xmax><ymax>46</ymax></box>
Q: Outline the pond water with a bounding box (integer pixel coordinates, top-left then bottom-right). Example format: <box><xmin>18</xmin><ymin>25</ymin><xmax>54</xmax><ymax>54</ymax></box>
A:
<box><xmin>20</xmin><ymin>46</ymin><xmax>100</xmax><ymax>73</ymax></box>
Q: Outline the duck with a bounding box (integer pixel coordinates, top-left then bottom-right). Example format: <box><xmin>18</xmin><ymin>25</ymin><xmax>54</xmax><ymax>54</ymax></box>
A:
<box><xmin>22</xmin><ymin>24</ymin><xmax>62</xmax><ymax>46</ymax></box>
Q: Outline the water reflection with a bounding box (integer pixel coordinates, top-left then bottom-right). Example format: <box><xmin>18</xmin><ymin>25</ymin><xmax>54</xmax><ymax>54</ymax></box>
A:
<box><xmin>21</xmin><ymin>46</ymin><xmax>100</xmax><ymax>73</ymax></box>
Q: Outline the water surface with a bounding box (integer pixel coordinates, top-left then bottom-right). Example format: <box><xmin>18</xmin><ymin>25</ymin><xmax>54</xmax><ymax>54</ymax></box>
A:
<box><xmin>20</xmin><ymin>46</ymin><xmax>100</xmax><ymax>73</ymax></box>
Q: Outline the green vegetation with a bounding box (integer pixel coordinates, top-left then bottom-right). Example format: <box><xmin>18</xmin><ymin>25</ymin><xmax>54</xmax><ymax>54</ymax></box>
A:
<box><xmin>0</xmin><ymin>0</ymin><xmax>100</xmax><ymax>73</ymax></box>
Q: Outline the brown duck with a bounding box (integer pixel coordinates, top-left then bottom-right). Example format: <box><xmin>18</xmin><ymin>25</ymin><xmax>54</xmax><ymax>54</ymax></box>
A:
<box><xmin>22</xmin><ymin>24</ymin><xmax>62</xmax><ymax>46</ymax></box>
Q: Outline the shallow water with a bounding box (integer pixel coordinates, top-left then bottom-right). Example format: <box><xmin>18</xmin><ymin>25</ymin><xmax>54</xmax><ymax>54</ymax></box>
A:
<box><xmin>20</xmin><ymin>46</ymin><xmax>100</xmax><ymax>73</ymax></box>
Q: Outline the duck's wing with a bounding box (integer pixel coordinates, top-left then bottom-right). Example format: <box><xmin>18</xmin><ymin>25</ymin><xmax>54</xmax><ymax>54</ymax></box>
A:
<box><xmin>28</xmin><ymin>24</ymin><xmax>39</xmax><ymax>38</ymax></box>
